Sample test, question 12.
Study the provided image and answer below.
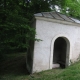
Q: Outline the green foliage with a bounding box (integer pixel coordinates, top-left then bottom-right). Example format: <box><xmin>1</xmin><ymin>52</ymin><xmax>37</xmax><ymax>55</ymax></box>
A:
<box><xmin>0</xmin><ymin>1</ymin><xmax>35</xmax><ymax>53</ymax></box>
<box><xmin>0</xmin><ymin>23</ymin><xmax>35</xmax><ymax>53</ymax></box>
<box><xmin>1</xmin><ymin>0</ymin><xmax>80</xmax><ymax>54</ymax></box>
<box><xmin>65</xmin><ymin>0</ymin><xmax>80</xmax><ymax>18</ymax></box>
<box><xmin>51</xmin><ymin>0</ymin><xmax>80</xmax><ymax>18</ymax></box>
<box><xmin>0</xmin><ymin>0</ymin><xmax>52</xmax><ymax>54</ymax></box>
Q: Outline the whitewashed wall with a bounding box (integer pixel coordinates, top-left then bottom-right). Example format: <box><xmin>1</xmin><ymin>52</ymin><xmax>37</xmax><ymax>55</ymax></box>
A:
<box><xmin>31</xmin><ymin>18</ymin><xmax>80</xmax><ymax>73</ymax></box>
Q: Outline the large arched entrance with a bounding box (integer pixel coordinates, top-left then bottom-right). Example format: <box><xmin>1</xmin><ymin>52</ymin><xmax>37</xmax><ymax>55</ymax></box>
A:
<box><xmin>53</xmin><ymin>37</ymin><xmax>67</xmax><ymax>68</ymax></box>
<box><xmin>50</xmin><ymin>35</ymin><xmax>70</xmax><ymax>69</ymax></box>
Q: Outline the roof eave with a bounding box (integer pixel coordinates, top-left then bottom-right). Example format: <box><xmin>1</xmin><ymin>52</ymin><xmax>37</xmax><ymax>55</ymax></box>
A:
<box><xmin>35</xmin><ymin>16</ymin><xmax>80</xmax><ymax>27</ymax></box>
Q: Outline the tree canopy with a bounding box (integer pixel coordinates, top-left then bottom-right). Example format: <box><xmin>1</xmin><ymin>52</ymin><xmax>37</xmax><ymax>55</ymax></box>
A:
<box><xmin>51</xmin><ymin>0</ymin><xmax>80</xmax><ymax>18</ymax></box>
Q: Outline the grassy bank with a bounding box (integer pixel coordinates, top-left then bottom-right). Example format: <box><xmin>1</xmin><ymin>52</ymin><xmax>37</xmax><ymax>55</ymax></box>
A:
<box><xmin>0</xmin><ymin>53</ymin><xmax>80</xmax><ymax>80</ymax></box>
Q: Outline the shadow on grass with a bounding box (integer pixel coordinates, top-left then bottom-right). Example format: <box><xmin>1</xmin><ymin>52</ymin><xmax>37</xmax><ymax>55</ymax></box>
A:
<box><xmin>0</xmin><ymin>52</ymin><xmax>29</xmax><ymax>76</ymax></box>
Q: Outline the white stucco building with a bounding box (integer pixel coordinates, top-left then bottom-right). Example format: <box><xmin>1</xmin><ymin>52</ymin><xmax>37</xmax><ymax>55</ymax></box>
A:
<box><xmin>27</xmin><ymin>12</ymin><xmax>80</xmax><ymax>73</ymax></box>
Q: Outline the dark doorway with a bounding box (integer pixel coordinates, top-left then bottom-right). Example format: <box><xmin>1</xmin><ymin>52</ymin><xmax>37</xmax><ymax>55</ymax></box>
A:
<box><xmin>53</xmin><ymin>37</ymin><xmax>67</xmax><ymax>68</ymax></box>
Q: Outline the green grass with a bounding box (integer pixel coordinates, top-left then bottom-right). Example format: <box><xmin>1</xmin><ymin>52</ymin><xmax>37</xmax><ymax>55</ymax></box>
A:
<box><xmin>1</xmin><ymin>53</ymin><xmax>80</xmax><ymax>80</ymax></box>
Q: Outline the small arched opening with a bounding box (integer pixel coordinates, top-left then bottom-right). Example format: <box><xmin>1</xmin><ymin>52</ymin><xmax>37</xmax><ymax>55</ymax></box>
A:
<box><xmin>53</xmin><ymin>37</ymin><xmax>69</xmax><ymax>68</ymax></box>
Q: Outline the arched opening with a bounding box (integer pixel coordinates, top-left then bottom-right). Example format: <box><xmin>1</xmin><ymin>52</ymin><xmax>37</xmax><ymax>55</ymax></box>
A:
<box><xmin>53</xmin><ymin>37</ymin><xmax>67</xmax><ymax>68</ymax></box>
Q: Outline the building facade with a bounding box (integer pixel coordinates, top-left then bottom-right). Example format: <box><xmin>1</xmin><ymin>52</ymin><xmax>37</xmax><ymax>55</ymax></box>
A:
<box><xmin>27</xmin><ymin>12</ymin><xmax>80</xmax><ymax>73</ymax></box>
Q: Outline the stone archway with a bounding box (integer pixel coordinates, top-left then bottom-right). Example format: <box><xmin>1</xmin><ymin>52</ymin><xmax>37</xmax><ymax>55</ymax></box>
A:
<box><xmin>50</xmin><ymin>35</ymin><xmax>70</xmax><ymax>69</ymax></box>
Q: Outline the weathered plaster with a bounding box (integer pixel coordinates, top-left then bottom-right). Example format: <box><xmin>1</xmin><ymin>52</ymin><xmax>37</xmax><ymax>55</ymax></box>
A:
<box><xmin>27</xmin><ymin>16</ymin><xmax>80</xmax><ymax>73</ymax></box>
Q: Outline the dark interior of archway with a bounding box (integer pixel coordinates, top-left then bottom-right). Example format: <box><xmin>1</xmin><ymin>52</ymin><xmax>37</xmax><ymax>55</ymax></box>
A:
<box><xmin>53</xmin><ymin>37</ymin><xmax>67</xmax><ymax>68</ymax></box>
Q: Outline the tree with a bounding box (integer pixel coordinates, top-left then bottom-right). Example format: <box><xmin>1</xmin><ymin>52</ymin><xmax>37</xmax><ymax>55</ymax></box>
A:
<box><xmin>64</xmin><ymin>0</ymin><xmax>80</xmax><ymax>18</ymax></box>
<box><xmin>50</xmin><ymin>0</ymin><xmax>80</xmax><ymax>18</ymax></box>
<box><xmin>0</xmin><ymin>0</ymin><xmax>36</xmax><ymax>53</ymax></box>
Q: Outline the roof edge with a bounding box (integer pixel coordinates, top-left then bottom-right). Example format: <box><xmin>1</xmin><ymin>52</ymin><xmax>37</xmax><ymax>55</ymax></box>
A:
<box><xmin>35</xmin><ymin>16</ymin><xmax>80</xmax><ymax>27</ymax></box>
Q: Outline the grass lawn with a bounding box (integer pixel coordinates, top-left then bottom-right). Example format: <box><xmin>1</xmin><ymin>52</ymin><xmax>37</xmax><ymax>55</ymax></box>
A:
<box><xmin>0</xmin><ymin>52</ymin><xmax>80</xmax><ymax>80</ymax></box>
